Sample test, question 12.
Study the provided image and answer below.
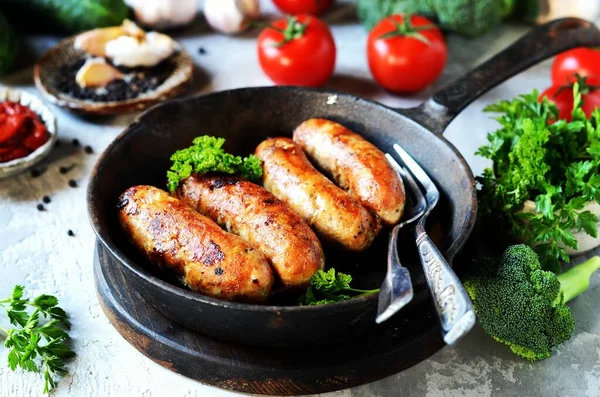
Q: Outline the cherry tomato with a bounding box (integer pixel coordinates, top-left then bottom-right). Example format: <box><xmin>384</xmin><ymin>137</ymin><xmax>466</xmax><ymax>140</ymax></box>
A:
<box><xmin>367</xmin><ymin>14</ymin><xmax>447</xmax><ymax>93</ymax></box>
<box><xmin>258</xmin><ymin>15</ymin><xmax>336</xmax><ymax>87</ymax></box>
<box><xmin>272</xmin><ymin>0</ymin><xmax>334</xmax><ymax>15</ymax></box>
<box><xmin>552</xmin><ymin>48</ymin><xmax>600</xmax><ymax>85</ymax></box>
<box><xmin>539</xmin><ymin>77</ymin><xmax>600</xmax><ymax>122</ymax></box>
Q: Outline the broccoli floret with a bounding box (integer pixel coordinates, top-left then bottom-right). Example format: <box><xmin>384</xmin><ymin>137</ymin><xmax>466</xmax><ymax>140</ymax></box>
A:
<box><xmin>357</xmin><ymin>0</ymin><xmax>516</xmax><ymax>37</ymax></box>
<box><xmin>464</xmin><ymin>244</ymin><xmax>600</xmax><ymax>361</ymax></box>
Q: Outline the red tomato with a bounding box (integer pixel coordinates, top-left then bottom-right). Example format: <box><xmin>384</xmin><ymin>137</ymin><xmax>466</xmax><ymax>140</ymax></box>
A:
<box><xmin>272</xmin><ymin>0</ymin><xmax>334</xmax><ymax>15</ymax></box>
<box><xmin>539</xmin><ymin>78</ymin><xmax>600</xmax><ymax>122</ymax></box>
<box><xmin>367</xmin><ymin>14</ymin><xmax>447</xmax><ymax>93</ymax></box>
<box><xmin>258</xmin><ymin>15</ymin><xmax>336</xmax><ymax>87</ymax></box>
<box><xmin>551</xmin><ymin>48</ymin><xmax>600</xmax><ymax>85</ymax></box>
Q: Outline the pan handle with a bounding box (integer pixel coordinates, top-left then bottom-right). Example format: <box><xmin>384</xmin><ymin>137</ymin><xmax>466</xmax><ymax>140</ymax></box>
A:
<box><xmin>401</xmin><ymin>18</ymin><xmax>600</xmax><ymax>135</ymax></box>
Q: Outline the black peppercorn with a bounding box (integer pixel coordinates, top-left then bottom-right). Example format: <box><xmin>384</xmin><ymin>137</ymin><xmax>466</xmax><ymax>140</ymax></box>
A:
<box><xmin>67</xmin><ymin>230</ymin><xmax>75</xmax><ymax>237</ymax></box>
<box><xmin>72</xmin><ymin>139</ymin><xmax>80</xmax><ymax>147</ymax></box>
<box><xmin>68</xmin><ymin>180</ymin><xmax>77</xmax><ymax>188</ymax></box>
<box><xmin>84</xmin><ymin>146</ymin><xmax>93</xmax><ymax>154</ymax></box>
<box><xmin>42</xmin><ymin>195</ymin><xmax>51</xmax><ymax>204</ymax></box>
<box><xmin>37</xmin><ymin>204</ymin><xmax>45</xmax><ymax>211</ymax></box>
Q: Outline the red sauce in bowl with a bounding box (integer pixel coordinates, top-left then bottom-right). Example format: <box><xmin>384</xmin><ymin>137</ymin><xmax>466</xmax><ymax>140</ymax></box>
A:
<box><xmin>0</xmin><ymin>101</ymin><xmax>50</xmax><ymax>163</ymax></box>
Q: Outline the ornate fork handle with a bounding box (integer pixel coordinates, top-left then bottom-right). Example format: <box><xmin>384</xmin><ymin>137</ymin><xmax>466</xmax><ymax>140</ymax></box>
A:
<box><xmin>415</xmin><ymin>222</ymin><xmax>475</xmax><ymax>345</ymax></box>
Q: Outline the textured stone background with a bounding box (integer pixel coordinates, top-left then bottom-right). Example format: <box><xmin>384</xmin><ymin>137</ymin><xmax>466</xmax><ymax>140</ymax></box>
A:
<box><xmin>1</xmin><ymin>2</ymin><xmax>599</xmax><ymax>396</ymax></box>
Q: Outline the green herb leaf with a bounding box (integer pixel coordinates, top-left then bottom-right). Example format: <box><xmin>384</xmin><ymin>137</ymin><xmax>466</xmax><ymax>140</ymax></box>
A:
<box><xmin>166</xmin><ymin>136</ymin><xmax>263</xmax><ymax>192</ymax></box>
<box><xmin>0</xmin><ymin>286</ymin><xmax>74</xmax><ymax>394</ymax></box>
<box><xmin>33</xmin><ymin>295</ymin><xmax>58</xmax><ymax>310</ymax></box>
<box><xmin>299</xmin><ymin>269</ymin><xmax>379</xmax><ymax>305</ymax></box>
<box><xmin>576</xmin><ymin>211</ymin><xmax>598</xmax><ymax>237</ymax></box>
<box><xmin>476</xmin><ymin>82</ymin><xmax>600</xmax><ymax>271</ymax></box>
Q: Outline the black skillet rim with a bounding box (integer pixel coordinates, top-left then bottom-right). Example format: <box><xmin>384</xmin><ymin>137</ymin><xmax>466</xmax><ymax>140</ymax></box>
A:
<box><xmin>87</xmin><ymin>85</ymin><xmax>477</xmax><ymax>313</ymax></box>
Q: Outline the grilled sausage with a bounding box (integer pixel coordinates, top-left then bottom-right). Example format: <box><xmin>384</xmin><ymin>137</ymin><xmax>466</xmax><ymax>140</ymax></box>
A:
<box><xmin>293</xmin><ymin>118</ymin><xmax>405</xmax><ymax>226</ymax></box>
<box><xmin>118</xmin><ymin>185</ymin><xmax>274</xmax><ymax>303</ymax></box>
<box><xmin>177</xmin><ymin>175</ymin><xmax>325</xmax><ymax>287</ymax></box>
<box><xmin>255</xmin><ymin>138</ymin><xmax>380</xmax><ymax>252</ymax></box>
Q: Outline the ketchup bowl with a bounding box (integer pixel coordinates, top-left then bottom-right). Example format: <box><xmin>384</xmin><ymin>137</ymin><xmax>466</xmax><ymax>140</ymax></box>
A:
<box><xmin>0</xmin><ymin>88</ymin><xmax>57</xmax><ymax>179</ymax></box>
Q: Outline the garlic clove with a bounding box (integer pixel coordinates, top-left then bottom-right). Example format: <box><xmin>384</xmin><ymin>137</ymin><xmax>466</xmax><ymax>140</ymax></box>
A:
<box><xmin>105</xmin><ymin>32</ymin><xmax>175</xmax><ymax>68</ymax></box>
<box><xmin>74</xmin><ymin>26</ymin><xmax>125</xmax><ymax>57</ymax></box>
<box><xmin>122</xmin><ymin>19</ymin><xmax>146</xmax><ymax>41</ymax></box>
<box><xmin>74</xmin><ymin>20</ymin><xmax>147</xmax><ymax>57</ymax></box>
<box><xmin>75</xmin><ymin>58</ymin><xmax>125</xmax><ymax>88</ymax></box>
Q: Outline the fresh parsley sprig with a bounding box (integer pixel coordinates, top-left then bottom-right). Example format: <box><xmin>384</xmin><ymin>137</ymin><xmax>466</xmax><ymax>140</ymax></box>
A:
<box><xmin>299</xmin><ymin>269</ymin><xmax>379</xmax><ymax>305</ymax></box>
<box><xmin>476</xmin><ymin>83</ymin><xmax>600</xmax><ymax>272</ymax></box>
<box><xmin>166</xmin><ymin>136</ymin><xmax>263</xmax><ymax>192</ymax></box>
<box><xmin>0</xmin><ymin>285</ymin><xmax>74</xmax><ymax>394</ymax></box>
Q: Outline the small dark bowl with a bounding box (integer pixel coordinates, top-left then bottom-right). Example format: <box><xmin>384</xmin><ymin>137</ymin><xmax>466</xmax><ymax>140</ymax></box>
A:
<box><xmin>88</xmin><ymin>87</ymin><xmax>475</xmax><ymax>347</ymax></box>
<box><xmin>34</xmin><ymin>36</ymin><xmax>193</xmax><ymax>116</ymax></box>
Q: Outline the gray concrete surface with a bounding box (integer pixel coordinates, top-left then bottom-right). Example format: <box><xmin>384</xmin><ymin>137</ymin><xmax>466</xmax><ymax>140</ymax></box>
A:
<box><xmin>0</xmin><ymin>2</ymin><xmax>599</xmax><ymax>396</ymax></box>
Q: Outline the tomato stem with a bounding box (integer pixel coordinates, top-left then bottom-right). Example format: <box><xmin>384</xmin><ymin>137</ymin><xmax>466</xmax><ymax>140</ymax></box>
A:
<box><xmin>269</xmin><ymin>15</ymin><xmax>310</xmax><ymax>48</ymax></box>
<box><xmin>555</xmin><ymin>73</ymin><xmax>600</xmax><ymax>97</ymax></box>
<box><xmin>378</xmin><ymin>15</ymin><xmax>436</xmax><ymax>45</ymax></box>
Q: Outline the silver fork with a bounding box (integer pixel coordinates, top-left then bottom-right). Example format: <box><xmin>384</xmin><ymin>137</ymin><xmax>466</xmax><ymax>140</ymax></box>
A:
<box><xmin>391</xmin><ymin>144</ymin><xmax>476</xmax><ymax>345</ymax></box>
<box><xmin>375</xmin><ymin>157</ymin><xmax>427</xmax><ymax>324</ymax></box>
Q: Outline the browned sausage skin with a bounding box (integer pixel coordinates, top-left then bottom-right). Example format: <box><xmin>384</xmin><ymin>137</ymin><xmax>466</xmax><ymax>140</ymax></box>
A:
<box><xmin>293</xmin><ymin>118</ymin><xmax>405</xmax><ymax>226</ymax></box>
<box><xmin>255</xmin><ymin>138</ymin><xmax>380</xmax><ymax>252</ymax></box>
<box><xmin>176</xmin><ymin>175</ymin><xmax>325</xmax><ymax>287</ymax></box>
<box><xmin>118</xmin><ymin>185</ymin><xmax>274</xmax><ymax>303</ymax></box>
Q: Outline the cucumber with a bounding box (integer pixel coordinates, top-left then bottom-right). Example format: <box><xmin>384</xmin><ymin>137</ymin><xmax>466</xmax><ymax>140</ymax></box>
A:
<box><xmin>0</xmin><ymin>10</ymin><xmax>17</xmax><ymax>75</ymax></box>
<box><xmin>0</xmin><ymin>0</ymin><xmax>129</xmax><ymax>34</ymax></box>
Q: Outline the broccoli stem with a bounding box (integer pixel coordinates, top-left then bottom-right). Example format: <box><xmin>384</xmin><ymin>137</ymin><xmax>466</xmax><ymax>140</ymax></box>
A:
<box><xmin>557</xmin><ymin>256</ymin><xmax>600</xmax><ymax>304</ymax></box>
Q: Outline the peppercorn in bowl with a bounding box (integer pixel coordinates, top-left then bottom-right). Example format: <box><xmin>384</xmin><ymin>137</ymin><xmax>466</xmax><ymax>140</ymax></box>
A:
<box><xmin>34</xmin><ymin>20</ymin><xmax>193</xmax><ymax>116</ymax></box>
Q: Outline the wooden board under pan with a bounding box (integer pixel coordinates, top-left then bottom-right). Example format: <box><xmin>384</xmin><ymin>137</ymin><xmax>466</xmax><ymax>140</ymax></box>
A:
<box><xmin>94</xmin><ymin>239</ymin><xmax>449</xmax><ymax>395</ymax></box>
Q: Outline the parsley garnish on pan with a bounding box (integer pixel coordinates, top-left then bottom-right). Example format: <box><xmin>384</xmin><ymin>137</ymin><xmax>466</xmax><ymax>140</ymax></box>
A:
<box><xmin>299</xmin><ymin>269</ymin><xmax>379</xmax><ymax>305</ymax></box>
<box><xmin>167</xmin><ymin>136</ymin><xmax>263</xmax><ymax>192</ymax></box>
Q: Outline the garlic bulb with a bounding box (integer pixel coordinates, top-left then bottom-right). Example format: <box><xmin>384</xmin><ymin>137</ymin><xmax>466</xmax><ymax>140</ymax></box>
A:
<box><xmin>105</xmin><ymin>32</ymin><xmax>176</xmax><ymax>68</ymax></box>
<box><xmin>74</xmin><ymin>26</ymin><xmax>124</xmax><ymax>57</ymax></box>
<box><xmin>204</xmin><ymin>0</ymin><xmax>260</xmax><ymax>35</ymax></box>
<box><xmin>125</xmin><ymin>0</ymin><xmax>199</xmax><ymax>30</ymax></box>
<box><xmin>75</xmin><ymin>58</ymin><xmax>125</xmax><ymax>88</ymax></box>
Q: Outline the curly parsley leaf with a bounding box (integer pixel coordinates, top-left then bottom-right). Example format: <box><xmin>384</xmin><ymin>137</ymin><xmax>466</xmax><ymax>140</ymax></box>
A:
<box><xmin>476</xmin><ymin>83</ymin><xmax>600</xmax><ymax>271</ymax></box>
<box><xmin>0</xmin><ymin>285</ymin><xmax>74</xmax><ymax>394</ymax></box>
<box><xmin>166</xmin><ymin>136</ymin><xmax>263</xmax><ymax>192</ymax></box>
<box><xmin>299</xmin><ymin>269</ymin><xmax>379</xmax><ymax>305</ymax></box>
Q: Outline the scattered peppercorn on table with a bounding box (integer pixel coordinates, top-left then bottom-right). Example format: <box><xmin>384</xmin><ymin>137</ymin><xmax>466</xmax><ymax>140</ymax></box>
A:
<box><xmin>0</xmin><ymin>2</ymin><xmax>599</xmax><ymax>396</ymax></box>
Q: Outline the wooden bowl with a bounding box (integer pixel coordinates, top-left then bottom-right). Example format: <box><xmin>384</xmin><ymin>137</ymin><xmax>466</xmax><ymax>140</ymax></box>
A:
<box><xmin>34</xmin><ymin>36</ymin><xmax>193</xmax><ymax>116</ymax></box>
<box><xmin>0</xmin><ymin>88</ymin><xmax>57</xmax><ymax>179</ymax></box>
